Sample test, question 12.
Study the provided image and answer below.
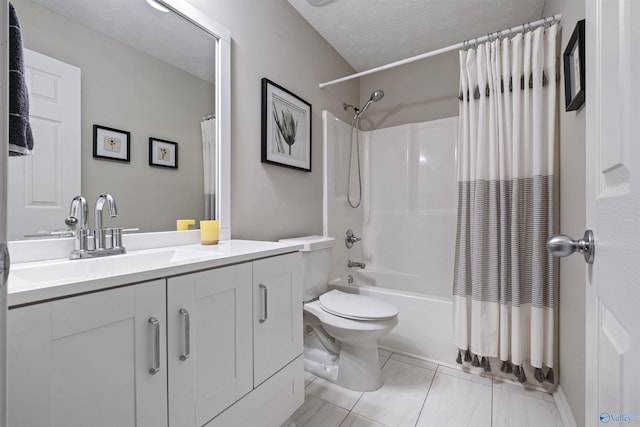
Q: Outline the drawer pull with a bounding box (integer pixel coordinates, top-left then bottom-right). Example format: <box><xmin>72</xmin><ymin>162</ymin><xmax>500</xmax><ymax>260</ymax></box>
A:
<box><xmin>149</xmin><ymin>317</ymin><xmax>160</xmax><ymax>375</ymax></box>
<box><xmin>179</xmin><ymin>308</ymin><xmax>191</xmax><ymax>361</ymax></box>
<box><xmin>259</xmin><ymin>284</ymin><xmax>268</xmax><ymax>323</ymax></box>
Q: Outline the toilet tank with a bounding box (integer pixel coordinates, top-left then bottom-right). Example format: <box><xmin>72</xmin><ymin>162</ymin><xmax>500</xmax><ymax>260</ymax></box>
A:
<box><xmin>279</xmin><ymin>236</ymin><xmax>334</xmax><ymax>302</ymax></box>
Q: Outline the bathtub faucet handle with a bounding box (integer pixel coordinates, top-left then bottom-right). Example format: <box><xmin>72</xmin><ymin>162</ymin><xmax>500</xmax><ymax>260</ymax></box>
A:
<box><xmin>345</xmin><ymin>229</ymin><xmax>361</xmax><ymax>249</ymax></box>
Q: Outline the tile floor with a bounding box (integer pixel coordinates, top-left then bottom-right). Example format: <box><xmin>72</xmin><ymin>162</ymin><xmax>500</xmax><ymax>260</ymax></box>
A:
<box><xmin>289</xmin><ymin>350</ymin><xmax>563</xmax><ymax>427</ymax></box>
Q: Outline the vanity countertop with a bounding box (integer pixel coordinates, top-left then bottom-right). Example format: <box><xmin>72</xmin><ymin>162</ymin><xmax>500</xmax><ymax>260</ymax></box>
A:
<box><xmin>8</xmin><ymin>240</ymin><xmax>303</xmax><ymax>307</ymax></box>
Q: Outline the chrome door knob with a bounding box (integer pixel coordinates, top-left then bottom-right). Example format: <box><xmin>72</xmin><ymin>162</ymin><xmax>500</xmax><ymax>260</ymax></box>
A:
<box><xmin>546</xmin><ymin>230</ymin><xmax>595</xmax><ymax>264</ymax></box>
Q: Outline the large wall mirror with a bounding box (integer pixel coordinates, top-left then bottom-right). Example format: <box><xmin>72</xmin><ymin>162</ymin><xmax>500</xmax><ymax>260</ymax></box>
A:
<box><xmin>7</xmin><ymin>0</ymin><xmax>230</xmax><ymax>241</ymax></box>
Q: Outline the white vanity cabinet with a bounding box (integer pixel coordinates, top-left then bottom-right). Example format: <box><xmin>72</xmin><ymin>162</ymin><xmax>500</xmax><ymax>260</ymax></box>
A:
<box><xmin>167</xmin><ymin>263</ymin><xmax>253</xmax><ymax>426</ymax></box>
<box><xmin>8</xmin><ymin>279</ymin><xmax>168</xmax><ymax>427</ymax></box>
<box><xmin>253</xmin><ymin>253</ymin><xmax>303</xmax><ymax>386</ymax></box>
<box><xmin>7</xmin><ymin>248</ymin><xmax>304</xmax><ymax>427</ymax></box>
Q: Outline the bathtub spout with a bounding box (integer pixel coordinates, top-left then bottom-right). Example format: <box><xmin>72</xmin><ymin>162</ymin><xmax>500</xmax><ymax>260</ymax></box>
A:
<box><xmin>348</xmin><ymin>260</ymin><xmax>366</xmax><ymax>269</ymax></box>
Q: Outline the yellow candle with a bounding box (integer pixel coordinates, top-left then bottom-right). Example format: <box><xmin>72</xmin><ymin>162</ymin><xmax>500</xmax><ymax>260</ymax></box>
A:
<box><xmin>176</xmin><ymin>219</ymin><xmax>195</xmax><ymax>231</ymax></box>
<box><xmin>200</xmin><ymin>220</ymin><xmax>219</xmax><ymax>245</ymax></box>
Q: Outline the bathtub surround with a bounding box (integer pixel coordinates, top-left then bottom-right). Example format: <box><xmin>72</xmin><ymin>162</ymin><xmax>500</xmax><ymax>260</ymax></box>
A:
<box><xmin>324</xmin><ymin>112</ymin><xmax>459</xmax><ymax>362</ymax></box>
<box><xmin>453</xmin><ymin>25</ymin><xmax>558</xmax><ymax>385</ymax></box>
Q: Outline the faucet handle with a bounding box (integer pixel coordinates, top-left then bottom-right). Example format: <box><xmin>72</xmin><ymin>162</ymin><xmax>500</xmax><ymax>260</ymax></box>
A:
<box><xmin>345</xmin><ymin>229</ymin><xmax>361</xmax><ymax>249</ymax></box>
<box><xmin>109</xmin><ymin>227</ymin><xmax>124</xmax><ymax>249</ymax></box>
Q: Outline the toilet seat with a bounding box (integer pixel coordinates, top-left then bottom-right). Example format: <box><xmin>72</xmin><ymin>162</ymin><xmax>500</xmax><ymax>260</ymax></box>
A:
<box><xmin>319</xmin><ymin>290</ymin><xmax>398</xmax><ymax>321</ymax></box>
<box><xmin>304</xmin><ymin>300</ymin><xmax>396</xmax><ymax>332</ymax></box>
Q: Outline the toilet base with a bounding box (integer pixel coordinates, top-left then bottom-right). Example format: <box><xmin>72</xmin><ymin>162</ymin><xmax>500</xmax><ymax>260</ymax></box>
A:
<box><xmin>304</xmin><ymin>332</ymin><xmax>383</xmax><ymax>391</ymax></box>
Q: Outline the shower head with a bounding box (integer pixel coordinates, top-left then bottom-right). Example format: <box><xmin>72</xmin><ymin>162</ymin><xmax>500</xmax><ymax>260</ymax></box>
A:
<box><xmin>356</xmin><ymin>89</ymin><xmax>384</xmax><ymax>118</ymax></box>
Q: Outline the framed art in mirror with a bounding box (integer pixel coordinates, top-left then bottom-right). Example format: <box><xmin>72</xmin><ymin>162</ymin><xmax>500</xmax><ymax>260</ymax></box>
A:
<box><xmin>149</xmin><ymin>137</ymin><xmax>178</xmax><ymax>169</ymax></box>
<box><xmin>93</xmin><ymin>125</ymin><xmax>130</xmax><ymax>162</ymax></box>
<box><xmin>563</xmin><ymin>19</ymin><xmax>585</xmax><ymax>111</ymax></box>
<box><xmin>261</xmin><ymin>78</ymin><xmax>312</xmax><ymax>172</ymax></box>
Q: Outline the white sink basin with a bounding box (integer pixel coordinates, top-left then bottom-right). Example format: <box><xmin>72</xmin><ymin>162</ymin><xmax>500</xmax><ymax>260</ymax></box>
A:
<box><xmin>9</xmin><ymin>247</ymin><xmax>216</xmax><ymax>285</ymax></box>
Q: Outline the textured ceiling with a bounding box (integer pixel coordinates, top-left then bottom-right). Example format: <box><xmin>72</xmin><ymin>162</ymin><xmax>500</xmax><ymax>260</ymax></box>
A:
<box><xmin>29</xmin><ymin>0</ymin><xmax>216</xmax><ymax>83</ymax></box>
<box><xmin>287</xmin><ymin>0</ymin><xmax>546</xmax><ymax>72</ymax></box>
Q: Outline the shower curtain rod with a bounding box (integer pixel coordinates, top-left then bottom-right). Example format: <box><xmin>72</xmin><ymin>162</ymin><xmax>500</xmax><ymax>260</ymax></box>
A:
<box><xmin>318</xmin><ymin>13</ymin><xmax>561</xmax><ymax>89</ymax></box>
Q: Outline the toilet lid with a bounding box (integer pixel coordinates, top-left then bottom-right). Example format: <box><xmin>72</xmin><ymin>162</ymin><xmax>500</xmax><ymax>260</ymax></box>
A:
<box><xmin>319</xmin><ymin>290</ymin><xmax>398</xmax><ymax>321</ymax></box>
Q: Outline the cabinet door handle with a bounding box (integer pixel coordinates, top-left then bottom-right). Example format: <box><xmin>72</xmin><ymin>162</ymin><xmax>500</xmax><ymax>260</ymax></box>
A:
<box><xmin>149</xmin><ymin>317</ymin><xmax>160</xmax><ymax>375</ymax></box>
<box><xmin>259</xmin><ymin>283</ymin><xmax>268</xmax><ymax>323</ymax></box>
<box><xmin>179</xmin><ymin>308</ymin><xmax>190</xmax><ymax>361</ymax></box>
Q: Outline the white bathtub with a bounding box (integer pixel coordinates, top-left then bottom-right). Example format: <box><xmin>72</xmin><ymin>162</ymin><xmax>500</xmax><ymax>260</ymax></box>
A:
<box><xmin>329</xmin><ymin>273</ymin><xmax>458</xmax><ymax>364</ymax></box>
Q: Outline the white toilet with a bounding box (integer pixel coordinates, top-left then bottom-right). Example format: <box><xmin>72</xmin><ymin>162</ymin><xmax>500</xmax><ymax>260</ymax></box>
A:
<box><xmin>280</xmin><ymin>236</ymin><xmax>398</xmax><ymax>391</ymax></box>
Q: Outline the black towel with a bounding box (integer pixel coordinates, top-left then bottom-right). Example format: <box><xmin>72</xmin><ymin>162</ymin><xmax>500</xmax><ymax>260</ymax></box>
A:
<box><xmin>9</xmin><ymin>2</ymin><xmax>33</xmax><ymax>156</ymax></box>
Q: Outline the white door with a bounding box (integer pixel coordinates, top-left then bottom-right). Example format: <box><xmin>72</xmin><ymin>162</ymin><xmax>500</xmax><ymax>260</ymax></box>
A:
<box><xmin>7</xmin><ymin>49</ymin><xmax>80</xmax><ymax>240</ymax></box>
<box><xmin>167</xmin><ymin>263</ymin><xmax>253</xmax><ymax>427</ymax></box>
<box><xmin>7</xmin><ymin>280</ymin><xmax>167</xmax><ymax>427</ymax></box>
<box><xmin>586</xmin><ymin>2</ymin><xmax>640</xmax><ymax>426</ymax></box>
<box><xmin>253</xmin><ymin>252</ymin><xmax>303</xmax><ymax>386</ymax></box>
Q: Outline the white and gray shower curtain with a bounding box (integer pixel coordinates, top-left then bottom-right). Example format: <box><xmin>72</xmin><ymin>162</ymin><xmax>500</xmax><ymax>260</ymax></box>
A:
<box><xmin>201</xmin><ymin>116</ymin><xmax>216</xmax><ymax>220</ymax></box>
<box><xmin>453</xmin><ymin>24</ymin><xmax>558</xmax><ymax>384</ymax></box>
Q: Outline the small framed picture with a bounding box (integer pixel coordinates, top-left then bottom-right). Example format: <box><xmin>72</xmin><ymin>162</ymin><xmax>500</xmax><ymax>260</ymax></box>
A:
<box><xmin>563</xmin><ymin>20</ymin><xmax>585</xmax><ymax>111</ymax></box>
<box><xmin>93</xmin><ymin>125</ymin><xmax>130</xmax><ymax>162</ymax></box>
<box><xmin>261</xmin><ymin>78</ymin><xmax>312</xmax><ymax>172</ymax></box>
<box><xmin>149</xmin><ymin>137</ymin><xmax>178</xmax><ymax>169</ymax></box>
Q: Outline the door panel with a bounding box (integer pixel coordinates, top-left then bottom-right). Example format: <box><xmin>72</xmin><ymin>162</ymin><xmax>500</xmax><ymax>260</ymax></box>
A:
<box><xmin>8</xmin><ymin>49</ymin><xmax>81</xmax><ymax>240</ymax></box>
<box><xmin>586</xmin><ymin>0</ymin><xmax>640</xmax><ymax>425</ymax></box>
<box><xmin>167</xmin><ymin>263</ymin><xmax>253</xmax><ymax>427</ymax></box>
<box><xmin>252</xmin><ymin>253</ymin><xmax>302</xmax><ymax>386</ymax></box>
<box><xmin>7</xmin><ymin>280</ymin><xmax>167</xmax><ymax>427</ymax></box>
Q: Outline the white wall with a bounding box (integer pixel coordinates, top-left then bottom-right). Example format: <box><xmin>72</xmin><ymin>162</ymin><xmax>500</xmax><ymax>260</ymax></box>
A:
<box><xmin>185</xmin><ymin>0</ymin><xmax>360</xmax><ymax>241</ymax></box>
<box><xmin>542</xmin><ymin>2</ymin><xmax>586</xmax><ymax>425</ymax></box>
<box><xmin>360</xmin><ymin>51</ymin><xmax>459</xmax><ymax>130</ymax></box>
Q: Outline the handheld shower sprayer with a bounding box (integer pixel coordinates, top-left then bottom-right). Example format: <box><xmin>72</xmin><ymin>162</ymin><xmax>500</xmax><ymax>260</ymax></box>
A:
<box><xmin>343</xmin><ymin>89</ymin><xmax>385</xmax><ymax>209</ymax></box>
<box><xmin>356</xmin><ymin>89</ymin><xmax>384</xmax><ymax>118</ymax></box>
<box><xmin>343</xmin><ymin>89</ymin><xmax>385</xmax><ymax>120</ymax></box>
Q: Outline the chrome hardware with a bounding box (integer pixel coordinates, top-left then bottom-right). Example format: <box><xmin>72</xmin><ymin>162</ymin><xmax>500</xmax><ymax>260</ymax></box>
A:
<box><xmin>546</xmin><ymin>230</ymin><xmax>595</xmax><ymax>264</ymax></box>
<box><xmin>0</xmin><ymin>243</ymin><xmax>10</xmax><ymax>285</ymax></box>
<box><xmin>345</xmin><ymin>229</ymin><xmax>361</xmax><ymax>249</ymax></box>
<box><xmin>67</xmin><ymin>196</ymin><xmax>90</xmax><ymax>258</ymax></box>
<box><xmin>94</xmin><ymin>193</ymin><xmax>118</xmax><ymax>250</ymax></box>
<box><xmin>68</xmin><ymin>193</ymin><xmax>126</xmax><ymax>259</ymax></box>
<box><xmin>259</xmin><ymin>284</ymin><xmax>268</xmax><ymax>323</ymax></box>
<box><xmin>347</xmin><ymin>274</ymin><xmax>354</xmax><ymax>284</ymax></box>
<box><xmin>149</xmin><ymin>317</ymin><xmax>160</xmax><ymax>375</ymax></box>
<box><xmin>66</xmin><ymin>195</ymin><xmax>88</xmax><ymax>229</ymax></box>
<box><xmin>179</xmin><ymin>308</ymin><xmax>190</xmax><ymax>361</ymax></box>
<box><xmin>348</xmin><ymin>260</ymin><xmax>366</xmax><ymax>269</ymax></box>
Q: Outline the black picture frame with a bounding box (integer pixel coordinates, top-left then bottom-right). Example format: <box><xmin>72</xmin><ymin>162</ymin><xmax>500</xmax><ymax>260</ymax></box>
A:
<box><xmin>261</xmin><ymin>78</ymin><xmax>312</xmax><ymax>172</ymax></box>
<box><xmin>93</xmin><ymin>125</ymin><xmax>130</xmax><ymax>162</ymax></box>
<box><xmin>563</xmin><ymin>19</ymin><xmax>585</xmax><ymax>111</ymax></box>
<box><xmin>149</xmin><ymin>138</ymin><xmax>178</xmax><ymax>169</ymax></box>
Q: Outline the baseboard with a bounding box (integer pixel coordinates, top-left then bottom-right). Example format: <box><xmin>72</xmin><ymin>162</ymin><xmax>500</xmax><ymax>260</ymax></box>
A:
<box><xmin>553</xmin><ymin>386</ymin><xmax>578</xmax><ymax>427</ymax></box>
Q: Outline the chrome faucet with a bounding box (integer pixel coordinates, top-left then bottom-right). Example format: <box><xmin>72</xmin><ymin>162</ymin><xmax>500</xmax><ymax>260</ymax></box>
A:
<box><xmin>66</xmin><ymin>196</ymin><xmax>90</xmax><ymax>257</ymax></box>
<box><xmin>66</xmin><ymin>195</ymin><xmax>88</xmax><ymax>230</ymax></box>
<box><xmin>68</xmin><ymin>193</ymin><xmax>126</xmax><ymax>259</ymax></box>
<box><xmin>348</xmin><ymin>260</ymin><xmax>366</xmax><ymax>269</ymax></box>
<box><xmin>94</xmin><ymin>193</ymin><xmax>118</xmax><ymax>250</ymax></box>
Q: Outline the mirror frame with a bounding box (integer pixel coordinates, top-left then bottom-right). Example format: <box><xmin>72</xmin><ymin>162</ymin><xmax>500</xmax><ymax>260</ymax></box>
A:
<box><xmin>160</xmin><ymin>0</ymin><xmax>231</xmax><ymax>240</ymax></box>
